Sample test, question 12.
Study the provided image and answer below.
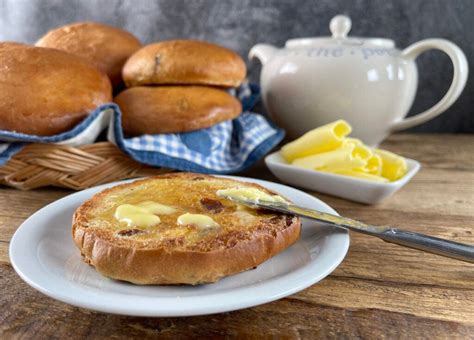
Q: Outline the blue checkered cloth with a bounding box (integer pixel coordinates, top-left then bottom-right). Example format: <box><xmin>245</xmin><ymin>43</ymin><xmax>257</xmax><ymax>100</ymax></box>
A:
<box><xmin>0</xmin><ymin>84</ymin><xmax>284</xmax><ymax>174</ymax></box>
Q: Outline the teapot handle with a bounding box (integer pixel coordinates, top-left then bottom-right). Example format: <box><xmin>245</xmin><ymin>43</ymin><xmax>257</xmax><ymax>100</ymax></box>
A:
<box><xmin>390</xmin><ymin>39</ymin><xmax>468</xmax><ymax>131</ymax></box>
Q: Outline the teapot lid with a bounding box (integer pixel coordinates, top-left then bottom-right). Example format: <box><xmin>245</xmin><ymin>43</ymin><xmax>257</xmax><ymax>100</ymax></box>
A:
<box><xmin>285</xmin><ymin>15</ymin><xmax>395</xmax><ymax>49</ymax></box>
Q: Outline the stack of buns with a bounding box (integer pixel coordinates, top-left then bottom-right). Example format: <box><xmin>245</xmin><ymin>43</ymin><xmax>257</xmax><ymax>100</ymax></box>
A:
<box><xmin>115</xmin><ymin>40</ymin><xmax>247</xmax><ymax>136</ymax></box>
<box><xmin>0</xmin><ymin>23</ymin><xmax>247</xmax><ymax>138</ymax></box>
<box><xmin>0</xmin><ymin>21</ymin><xmax>143</xmax><ymax>136</ymax></box>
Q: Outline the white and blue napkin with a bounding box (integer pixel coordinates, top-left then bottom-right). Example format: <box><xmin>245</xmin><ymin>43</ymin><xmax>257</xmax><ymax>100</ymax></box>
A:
<box><xmin>0</xmin><ymin>84</ymin><xmax>284</xmax><ymax>174</ymax></box>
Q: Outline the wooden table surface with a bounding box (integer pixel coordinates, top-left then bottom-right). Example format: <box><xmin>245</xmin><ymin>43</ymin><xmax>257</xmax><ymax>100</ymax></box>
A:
<box><xmin>1</xmin><ymin>134</ymin><xmax>473</xmax><ymax>338</ymax></box>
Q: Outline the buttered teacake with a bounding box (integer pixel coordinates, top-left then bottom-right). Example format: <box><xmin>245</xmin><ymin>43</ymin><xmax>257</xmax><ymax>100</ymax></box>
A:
<box><xmin>72</xmin><ymin>173</ymin><xmax>301</xmax><ymax>285</ymax></box>
<box><xmin>79</xmin><ymin>177</ymin><xmax>284</xmax><ymax>246</ymax></box>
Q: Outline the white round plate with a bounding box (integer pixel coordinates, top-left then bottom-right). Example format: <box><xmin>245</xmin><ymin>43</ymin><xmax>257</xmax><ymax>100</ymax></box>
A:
<box><xmin>10</xmin><ymin>176</ymin><xmax>349</xmax><ymax>317</ymax></box>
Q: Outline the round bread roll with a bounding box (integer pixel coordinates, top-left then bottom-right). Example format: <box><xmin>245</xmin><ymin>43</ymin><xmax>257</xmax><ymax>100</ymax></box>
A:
<box><xmin>122</xmin><ymin>40</ymin><xmax>246</xmax><ymax>88</ymax></box>
<box><xmin>35</xmin><ymin>22</ymin><xmax>142</xmax><ymax>87</ymax></box>
<box><xmin>114</xmin><ymin>86</ymin><xmax>242</xmax><ymax>135</ymax></box>
<box><xmin>72</xmin><ymin>173</ymin><xmax>301</xmax><ymax>285</ymax></box>
<box><xmin>0</xmin><ymin>43</ymin><xmax>112</xmax><ymax>136</ymax></box>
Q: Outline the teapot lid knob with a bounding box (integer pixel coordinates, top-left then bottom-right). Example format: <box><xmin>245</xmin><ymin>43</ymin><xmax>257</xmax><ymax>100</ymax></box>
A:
<box><xmin>330</xmin><ymin>15</ymin><xmax>351</xmax><ymax>38</ymax></box>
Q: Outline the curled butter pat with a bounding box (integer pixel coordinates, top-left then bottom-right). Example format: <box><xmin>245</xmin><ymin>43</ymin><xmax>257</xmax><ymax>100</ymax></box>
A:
<box><xmin>136</xmin><ymin>201</ymin><xmax>177</xmax><ymax>214</ymax></box>
<box><xmin>216</xmin><ymin>187</ymin><xmax>287</xmax><ymax>203</ymax></box>
<box><xmin>292</xmin><ymin>144</ymin><xmax>366</xmax><ymax>171</ymax></box>
<box><xmin>342</xmin><ymin>137</ymin><xmax>363</xmax><ymax>146</ymax></box>
<box><xmin>281</xmin><ymin>120</ymin><xmax>352</xmax><ymax>162</ymax></box>
<box><xmin>360</xmin><ymin>153</ymin><xmax>383</xmax><ymax>176</ymax></box>
<box><xmin>332</xmin><ymin>169</ymin><xmax>389</xmax><ymax>183</ymax></box>
<box><xmin>352</xmin><ymin>144</ymin><xmax>373</xmax><ymax>161</ymax></box>
<box><xmin>177</xmin><ymin>213</ymin><xmax>219</xmax><ymax>228</ymax></box>
<box><xmin>280</xmin><ymin>119</ymin><xmax>408</xmax><ymax>183</ymax></box>
<box><xmin>114</xmin><ymin>204</ymin><xmax>161</xmax><ymax>228</ymax></box>
<box><xmin>375</xmin><ymin>149</ymin><xmax>407</xmax><ymax>181</ymax></box>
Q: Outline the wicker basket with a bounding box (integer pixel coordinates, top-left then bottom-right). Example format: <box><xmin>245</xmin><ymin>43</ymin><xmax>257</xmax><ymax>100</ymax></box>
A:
<box><xmin>0</xmin><ymin>142</ymin><xmax>171</xmax><ymax>190</ymax></box>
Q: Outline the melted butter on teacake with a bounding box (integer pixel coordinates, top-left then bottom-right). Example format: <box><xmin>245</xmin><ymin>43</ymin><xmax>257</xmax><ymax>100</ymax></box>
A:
<box><xmin>86</xmin><ymin>177</ymin><xmax>281</xmax><ymax>246</ymax></box>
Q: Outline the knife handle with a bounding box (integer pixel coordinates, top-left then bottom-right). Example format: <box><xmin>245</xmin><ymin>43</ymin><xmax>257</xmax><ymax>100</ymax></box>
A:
<box><xmin>377</xmin><ymin>228</ymin><xmax>474</xmax><ymax>263</ymax></box>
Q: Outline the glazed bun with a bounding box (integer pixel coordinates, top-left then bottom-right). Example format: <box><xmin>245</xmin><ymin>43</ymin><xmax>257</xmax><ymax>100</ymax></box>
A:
<box><xmin>122</xmin><ymin>40</ymin><xmax>246</xmax><ymax>88</ymax></box>
<box><xmin>114</xmin><ymin>86</ymin><xmax>242</xmax><ymax>135</ymax></box>
<box><xmin>0</xmin><ymin>43</ymin><xmax>112</xmax><ymax>136</ymax></box>
<box><xmin>36</xmin><ymin>22</ymin><xmax>142</xmax><ymax>87</ymax></box>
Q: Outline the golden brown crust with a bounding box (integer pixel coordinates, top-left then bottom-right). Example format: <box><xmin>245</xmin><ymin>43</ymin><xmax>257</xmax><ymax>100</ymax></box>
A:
<box><xmin>122</xmin><ymin>40</ymin><xmax>246</xmax><ymax>88</ymax></box>
<box><xmin>0</xmin><ymin>43</ymin><xmax>112</xmax><ymax>136</ymax></box>
<box><xmin>35</xmin><ymin>21</ymin><xmax>142</xmax><ymax>87</ymax></box>
<box><xmin>72</xmin><ymin>173</ymin><xmax>301</xmax><ymax>285</ymax></box>
<box><xmin>114</xmin><ymin>86</ymin><xmax>242</xmax><ymax>135</ymax></box>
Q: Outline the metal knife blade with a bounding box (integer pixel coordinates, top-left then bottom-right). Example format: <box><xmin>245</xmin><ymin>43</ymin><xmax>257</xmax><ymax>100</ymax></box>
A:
<box><xmin>220</xmin><ymin>194</ymin><xmax>474</xmax><ymax>263</ymax></box>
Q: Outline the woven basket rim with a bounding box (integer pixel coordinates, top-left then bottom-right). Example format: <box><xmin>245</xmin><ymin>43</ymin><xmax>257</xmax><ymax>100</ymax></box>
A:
<box><xmin>0</xmin><ymin>142</ymin><xmax>170</xmax><ymax>190</ymax></box>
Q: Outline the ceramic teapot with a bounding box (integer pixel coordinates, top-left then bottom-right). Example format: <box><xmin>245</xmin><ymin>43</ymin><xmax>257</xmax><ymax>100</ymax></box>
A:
<box><xmin>249</xmin><ymin>15</ymin><xmax>468</xmax><ymax>146</ymax></box>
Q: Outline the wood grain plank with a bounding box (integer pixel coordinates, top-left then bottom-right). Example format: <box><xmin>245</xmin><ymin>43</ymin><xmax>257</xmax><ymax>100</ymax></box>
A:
<box><xmin>0</xmin><ymin>187</ymin><xmax>68</xmax><ymax>215</ymax></box>
<box><xmin>0</xmin><ymin>264</ymin><xmax>472</xmax><ymax>338</ymax></box>
<box><xmin>0</xmin><ymin>241</ymin><xmax>9</xmax><ymax>264</ymax></box>
<box><xmin>333</xmin><ymin>234</ymin><xmax>474</xmax><ymax>289</ymax></box>
<box><xmin>0</xmin><ymin>188</ymin><xmax>70</xmax><ymax>243</ymax></box>
<box><xmin>382</xmin><ymin>134</ymin><xmax>474</xmax><ymax>172</ymax></box>
<box><xmin>0</xmin><ymin>217</ymin><xmax>28</xmax><ymax>243</ymax></box>
<box><xmin>293</xmin><ymin>276</ymin><xmax>474</xmax><ymax>323</ymax></box>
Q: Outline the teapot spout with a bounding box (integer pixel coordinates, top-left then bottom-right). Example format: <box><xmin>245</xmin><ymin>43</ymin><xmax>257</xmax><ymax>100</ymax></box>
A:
<box><xmin>249</xmin><ymin>44</ymin><xmax>277</xmax><ymax>65</ymax></box>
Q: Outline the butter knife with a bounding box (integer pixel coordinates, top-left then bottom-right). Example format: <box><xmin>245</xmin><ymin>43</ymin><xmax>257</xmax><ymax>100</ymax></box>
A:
<box><xmin>221</xmin><ymin>196</ymin><xmax>474</xmax><ymax>263</ymax></box>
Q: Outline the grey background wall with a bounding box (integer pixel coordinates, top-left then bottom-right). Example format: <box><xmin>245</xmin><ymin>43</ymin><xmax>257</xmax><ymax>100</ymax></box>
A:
<box><xmin>1</xmin><ymin>0</ymin><xmax>473</xmax><ymax>132</ymax></box>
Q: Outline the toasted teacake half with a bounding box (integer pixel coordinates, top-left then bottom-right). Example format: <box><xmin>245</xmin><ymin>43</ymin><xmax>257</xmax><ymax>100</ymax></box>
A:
<box><xmin>72</xmin><ymin>173</ymin><xmax>301</xmax><ymax>285</ymax></box>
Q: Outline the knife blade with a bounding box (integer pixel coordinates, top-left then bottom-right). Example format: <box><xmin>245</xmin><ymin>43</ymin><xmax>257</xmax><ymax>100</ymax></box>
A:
<box><xmin>220</xmin><ymin>194</ymin><xmax>474</xmax><ymax>264</ymax></box>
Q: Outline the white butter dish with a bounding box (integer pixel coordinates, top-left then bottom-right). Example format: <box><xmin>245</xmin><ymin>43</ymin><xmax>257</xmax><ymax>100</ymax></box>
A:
<box><xmin>265</xmin><ymin>151</ymin><xmax>420</xmax><ymax>204</ymax></box>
